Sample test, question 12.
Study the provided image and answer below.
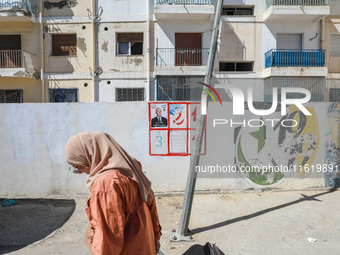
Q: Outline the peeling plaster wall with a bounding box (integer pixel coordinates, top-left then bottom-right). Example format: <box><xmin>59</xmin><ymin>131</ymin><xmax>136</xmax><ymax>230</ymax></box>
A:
<box><xmin>43</xmin><ymin>0</ymin><xmax>90</xmax><ymax>17</ymax></box>
<box><xmin>97</xmin><ymin>22</ymin><xmax>147</xmax><ymax>73</ymax></box>
<box><xmin>96</xmin><ymin>21</ymin><xmax>149</xmax><ymax>102</ymax></box>
<box><xmin>44</xmin><ymin>23</ymin><xmax>92</xmax><ymax>73</ymax></box>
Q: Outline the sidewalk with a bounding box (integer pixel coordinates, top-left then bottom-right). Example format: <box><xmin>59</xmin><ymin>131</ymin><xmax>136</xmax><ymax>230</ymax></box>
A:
<box><xmin>1</xmin><ymin>188</ymin><xmax>339</xmax><ymax>255</ymax></box>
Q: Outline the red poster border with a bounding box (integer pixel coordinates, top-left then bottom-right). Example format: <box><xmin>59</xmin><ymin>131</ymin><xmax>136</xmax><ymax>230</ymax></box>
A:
<box><xmin>149</xmin><ymin>102</ymin><xmax>206</xmax><ymax>157</ymax></box>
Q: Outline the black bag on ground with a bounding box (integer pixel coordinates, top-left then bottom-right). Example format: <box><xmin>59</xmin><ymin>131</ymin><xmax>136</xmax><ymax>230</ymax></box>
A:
<box><xmin>182</xmin><ymin>242</ymin><xmax>225</xmax><ymax>255</ymax></box>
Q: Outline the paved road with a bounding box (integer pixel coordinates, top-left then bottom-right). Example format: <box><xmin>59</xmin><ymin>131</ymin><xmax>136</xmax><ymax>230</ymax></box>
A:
<box><xmin>1</xmin><ymin>188</ymin><xmax>339</xmax><ymax>255</ymax></box>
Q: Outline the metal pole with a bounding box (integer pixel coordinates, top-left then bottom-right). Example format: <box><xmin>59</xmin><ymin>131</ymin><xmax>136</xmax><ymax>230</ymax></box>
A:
<box><xmin>171</xmin><ymin>0</ymin><xmax>224</xmax><ymax>242</ymax></box>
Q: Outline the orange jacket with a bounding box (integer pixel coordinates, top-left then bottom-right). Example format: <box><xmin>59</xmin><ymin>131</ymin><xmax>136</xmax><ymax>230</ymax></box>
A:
<box><xmin>85</xmin><ymin>171</ymin><xmax>162</xmax><ymax>255</ymax></box>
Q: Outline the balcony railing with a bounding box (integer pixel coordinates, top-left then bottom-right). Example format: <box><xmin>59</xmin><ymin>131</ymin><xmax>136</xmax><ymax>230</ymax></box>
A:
<box><xmin>265</xmin><ymin>49</ymin><xmax>325</xmax><ymax>68</ymax></box>
<box><xmin>0</xmin><ymin>50</ymin><xmax>35</xmax><ymax>70</ymax></box>
<box><xmin>156</xmin><ymin>48</ymin><xmax>209</xmax><ymax>67</ymax></box>
<box><xmin>156</xmin><ymin>0</ymin><xmax>212</xmax><ymax>5</ymax></box>
<box><xmin>0</xmin><ymin>0</ymin><xmax>35</xmax><ymax>13</ymax></box>
<box><xmin>266</xmin><ymin>0</ymin><xmax>327</xmax><ymax>9</ymax></box>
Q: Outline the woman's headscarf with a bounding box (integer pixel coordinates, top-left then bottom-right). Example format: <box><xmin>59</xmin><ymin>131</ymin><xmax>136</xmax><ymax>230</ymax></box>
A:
<box><xmin>65</xmin><ymin>131</ymin><xmax>153</xmax><ymax>204</ymax></box>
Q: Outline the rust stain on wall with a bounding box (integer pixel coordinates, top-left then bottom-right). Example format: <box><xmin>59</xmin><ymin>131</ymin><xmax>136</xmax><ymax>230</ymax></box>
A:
<box><xmin>44</xmin><ymin>1</ymin><xmax>78</xmax><ymax>10</ymax></box>
<box><xmin>123</xmin><ymin>58</ymin><xmax>143</xmax><ymax>66</ymax></box>
<box><xmin>77</xmin><ymin>37</ymin><xmax>87</xmax><ymax>57</ymax></box>
<box><xmin>101</xmin><ymin>41</ymin><xmax>108</xmax><ymax>52</ymax></box>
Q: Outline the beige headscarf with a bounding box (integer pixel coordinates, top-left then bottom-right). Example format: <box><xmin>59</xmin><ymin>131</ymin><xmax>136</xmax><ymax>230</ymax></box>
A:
<box><xmin>65</xmin><ymin>131</ymin><xmax>153</xmax><ymax>204</ymax></box>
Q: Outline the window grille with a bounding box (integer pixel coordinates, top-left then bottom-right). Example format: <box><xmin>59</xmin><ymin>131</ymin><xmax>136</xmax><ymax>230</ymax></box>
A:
<box><xmin>49</xmin><ymin>88</ymin><xmax>78</xmax><ymax>102</ymax></box>
<box><xmin>329</xmin><ymin>89</ymin><xmax>340</xmax><ymax>102</ymax></box>
<box><xmin>0</xmin><ymin>89</ymin><xmax>23</xmax><ymax>103</ymax></box>
<box><xmin>264</xmin><ymin>76</ymin><xmax>325</xmax><ymax>102</ymax></box>
<box><xmin>156</xmin><ymin>76</ymin><xmax>203</xmax><ymax>101</ymax></box>
<box><xmin>116</xmin><ymin>88</ymin><xmax>145</xmax><ymax>101</ymax></box>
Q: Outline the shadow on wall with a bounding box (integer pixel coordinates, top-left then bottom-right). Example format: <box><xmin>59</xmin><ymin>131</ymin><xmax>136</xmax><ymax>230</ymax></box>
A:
<box><xmin>215</xmin><ymin>21</ymin><xmax>246</xmax><ymax>63</ymax></box>
<box><xmin>43</xmin><ymin>0</ymin><xmax>77</xmax><ymax>16</ymax></box>
<box><xmin>0</xmin><ymin>198</ymin><xmax>76</xmax><ymax>254</ymax></box>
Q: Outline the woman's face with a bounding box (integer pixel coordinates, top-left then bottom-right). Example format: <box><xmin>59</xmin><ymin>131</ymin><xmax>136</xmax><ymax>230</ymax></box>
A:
<box><xmin>73</xmin><ymin>165</ymin><xmax>91</xmax><ymax>174</ymax></box>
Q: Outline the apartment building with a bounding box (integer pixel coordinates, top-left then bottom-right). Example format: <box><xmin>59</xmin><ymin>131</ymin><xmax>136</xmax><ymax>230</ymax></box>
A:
<box><xmin>0</xmin><ymin>0</ymin><xmax>339</xmax><ymax>103</ymax></box>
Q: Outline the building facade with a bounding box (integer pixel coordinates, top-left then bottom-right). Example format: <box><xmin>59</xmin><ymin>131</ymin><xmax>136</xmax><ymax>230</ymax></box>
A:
<box><xmin>0</xmin><ymin>0</ymin><xmax>338</xmax><ymax>103</ymax></box>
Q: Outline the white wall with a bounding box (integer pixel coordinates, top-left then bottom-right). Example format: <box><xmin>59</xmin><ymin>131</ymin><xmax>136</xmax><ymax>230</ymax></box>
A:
<box><xmin>0</xmin><ymin>102</ymin><xmax>233</xmax><ymax>197</ymax></box>
<box><xmin>1</xmin><ymin>102</ymin><xmax>337</xmax><ymax>197</ymax></box>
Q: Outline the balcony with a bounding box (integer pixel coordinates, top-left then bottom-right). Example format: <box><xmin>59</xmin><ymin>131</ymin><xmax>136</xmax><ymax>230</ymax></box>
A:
<box><xmin>155</xmin><ymin>48</ymin><xmax>208</xmax><ymax>75</ymax></box>
<box><xmin>154</xmin><ymin>0</ymin><xmax>214</xmax><ymax>20</ymax></box>
<box><xmin>263</xmin><ymin>49</ymin><xmax>328</xmax><ymax>77</ymax></box>
<box><xmin>0</xmin><ymin>0</ymin><xmax>36</xmax><ymax>22</ymax></box>
<box><xmin>263</xmin><ymin>0</ymin><xmax>330</xmax><ymax>21</ymax></box>
<box><xmin>0</xmin><ymin>50</ymin><xmax>39</xmax><ymax>79</ymax></box>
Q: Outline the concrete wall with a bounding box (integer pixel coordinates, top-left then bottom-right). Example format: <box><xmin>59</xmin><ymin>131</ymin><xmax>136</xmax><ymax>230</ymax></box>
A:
<box><xmin>43</xmin><ymin>0</ymin><xmax>90</xmax><ymax>17</ymax></box>
<box><xmin>1</xmin><ymin>102</ymin><xmax>339</xmax><ymax>197</ymax></box>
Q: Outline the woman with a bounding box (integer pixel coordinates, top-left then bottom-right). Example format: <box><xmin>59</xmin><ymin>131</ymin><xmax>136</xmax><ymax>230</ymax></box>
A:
<box><xmin>65</xmin><ymin>131</ymin><xmax>162</xmax><ymax>254</ymax></box>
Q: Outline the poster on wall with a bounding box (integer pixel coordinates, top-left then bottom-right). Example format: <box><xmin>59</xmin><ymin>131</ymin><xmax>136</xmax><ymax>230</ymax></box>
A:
<box><xmin>149</xmin><ymin>102</ymin><xmax>206</xmax><ymax>156</ymax></box>
<box><xmin>150</xmin><ymin>130</ymin><xmax>168</xmax><ymax>155</ymax></box>
<box><xmin>170</xmin><ymin>130</ymin><xmax>187</xmax><ymax>154</ymax></box>
<box><xmin>169</xmin><ymin>103</ymin><xmax>187</xmax><ymax>129</ymax></box>
<box><xmin>150</xmin><ymin>103</ymin><xmax>168</xmax><ymax>128</ymax></box>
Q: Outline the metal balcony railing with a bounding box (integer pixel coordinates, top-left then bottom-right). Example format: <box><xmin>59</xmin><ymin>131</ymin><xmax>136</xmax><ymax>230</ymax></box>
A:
<box><xmin>265</xmin><ymin>49</ymin><xmax>325</xmax><ymax>68</ymax></box>
<box><xmin>0</xmin><ymin>0</ymin><xmax>35</xmax><ymax>13</ymax></box>
<box><xmin>156</xmin><ymin>0</ymin><xmax>212</xmax><ymax>5</ymax></box>
<box><xmin>0</xmin><ymin>50</ymin><xmax>35</xmax><ymax>69</ymax></box>
<box><xmin>156</xmin><ymin>48</ymin><xmax>209</xmax><ymax>67</ymax></box>
<box><xmin>266</xmin><ymin>0</ymin><xmax>327</xmax><ymax>9</ymax></box>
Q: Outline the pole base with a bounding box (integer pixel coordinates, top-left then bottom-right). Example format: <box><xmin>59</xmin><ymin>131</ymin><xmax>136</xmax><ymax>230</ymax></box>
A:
<box><xmin>170</xmin><ymin>229</ymin><xmax>195</xmax><ymax>242</ymax></box>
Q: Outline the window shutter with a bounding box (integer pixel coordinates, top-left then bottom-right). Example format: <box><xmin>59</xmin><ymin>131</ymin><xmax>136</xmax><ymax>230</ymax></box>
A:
<box><xmin>52</xmin><ymin>34</ymin><xmax>77</xmax><ymax>56</ymax></box>
<box><xmin>277</xmin><ymin>34</ymin><xmax>302</xmax><ymax>50</ymax></box>
<box><xmin>117</xmin><ymin>33</ymin><xmax>143</xmax><ymax>43</ymax></box>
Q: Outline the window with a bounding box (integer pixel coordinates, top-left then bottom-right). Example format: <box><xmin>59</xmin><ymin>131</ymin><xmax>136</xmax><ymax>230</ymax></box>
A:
<box><xmin>222</xmin><ymin>7</ymin><xmax>254</xmax><ymax>16</ymax></box>
<box><xmin>0</xmin><ymin>89</ymin><xmax>23</xmax><ymax>103</ymax></box>
<box><xmin>219</xmin><ymin>62</ymin><xmax>254</xmax><ymax>72</ymax></box>
<box><xmin>52</xmin><ymin>34</ymin><xmax>77</xmax><ymax>56</ymax></box>
<box><xmin>116</xmin><ymin>88</ymin><xmax>145</xmax><ymax>101</ymax></box>
<box><xmin>156</xmin><ymin>76</ymin><xmax>203</xmax><ymax>101</ymax></box>
<box><xmin>330</xmin><ymin>34</ymin><xmax>340</xmax><ymax>57</ymax></box>
<box><xmin>117</xmin><ymin>33</ymin><xmax>143</xmax><ymax>55</ymax></box>
<box><xmin>330</xmin><ymin>88</ymin><xmax>340</xmax><ymax>102</ymax></box>
<box><xmin>49</xmin><ymin>88</ymin><xmax>78</xmax><ymax>102</ymax></box>
<box><xmin>0</xmin><ymin>35</ymin><xmax>22</xmax><ymax>68</ymax></box>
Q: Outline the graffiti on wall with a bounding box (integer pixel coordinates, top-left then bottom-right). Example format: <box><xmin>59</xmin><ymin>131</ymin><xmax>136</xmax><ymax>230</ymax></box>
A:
<box><xmin>324</xmin><ymin>103</ymin><xmax>340</xmax><ymax>187</ymax></box>
<box><xmin>234</xmin><ymin>103</ymin><xmax>340</xmax><ymax>188</ymax></box>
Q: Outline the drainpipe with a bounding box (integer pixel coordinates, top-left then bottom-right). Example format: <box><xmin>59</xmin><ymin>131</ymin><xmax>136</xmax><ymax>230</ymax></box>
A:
<box><xmin>40</xmin><ymin>0</ymin><xmax>45</xmax><ymax>102</ymax></box>
<box><xmin>92</xmin><ymin>0</ymin><xmax>96</xmax><ymax>102</ymax></box>
<box><xmin>320</xmin><ymin>18</ymin><xmax>325</xmax><ymax>50</ymax></box>
<box><xmin>147</xmin><ymin>0</ymin><xmax>150</xmax><ymax>101</ymax></box>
